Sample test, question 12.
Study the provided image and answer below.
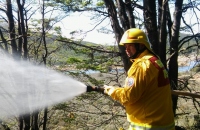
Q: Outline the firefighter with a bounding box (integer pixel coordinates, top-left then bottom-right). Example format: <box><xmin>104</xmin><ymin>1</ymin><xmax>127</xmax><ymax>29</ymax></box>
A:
<box><xmin>87</xmin><ymin>28</ymin><xmax>175</xmax><ymax>130</ymax></box>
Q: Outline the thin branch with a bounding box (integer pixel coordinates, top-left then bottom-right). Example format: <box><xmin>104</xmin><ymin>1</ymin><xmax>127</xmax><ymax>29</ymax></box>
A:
<box><xmin>172</xmin><ymin>90</ymin><xmax>200</xmax><ymax>98</ymax></box>
<box><xmin>56</xmin><ymin>38</ymin><xmax>121</xmax><ymax>56</ymax></box>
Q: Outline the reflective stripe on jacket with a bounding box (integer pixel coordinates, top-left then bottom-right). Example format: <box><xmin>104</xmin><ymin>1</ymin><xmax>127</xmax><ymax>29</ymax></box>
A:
<box><xmin>129</xmin><ymin>122</ymin><xmax>175</xmax><ymax>130</ymax></box>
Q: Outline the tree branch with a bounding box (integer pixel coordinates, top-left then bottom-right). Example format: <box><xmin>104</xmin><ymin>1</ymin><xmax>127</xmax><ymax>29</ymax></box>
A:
<box><xmin>172</xmin><ymin>90</ymin><xmax>200</xmax><ymax>99</ymax></box>
<box><xmin>56</xmin><ymin>38</ymin><xmax>121</xmax><ymax>56</ymax></box>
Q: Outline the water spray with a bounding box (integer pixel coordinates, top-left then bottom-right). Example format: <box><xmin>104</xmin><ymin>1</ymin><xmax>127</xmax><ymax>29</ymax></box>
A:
<box><xmin>0</xmin><ymin>49</ymin><xmax>91</xmax><ymax>119</ymax></box>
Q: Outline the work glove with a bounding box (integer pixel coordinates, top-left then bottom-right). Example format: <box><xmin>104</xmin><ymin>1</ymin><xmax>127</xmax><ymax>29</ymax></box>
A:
<box><xmin>86</xmin><ymin>85</ymin><xmax>104</xmax><ymax>93</ymax></box>
<box><xmin>104</xmin><ymin>85</ymin><xmax>115</xmax><ymax>95</ymax></box>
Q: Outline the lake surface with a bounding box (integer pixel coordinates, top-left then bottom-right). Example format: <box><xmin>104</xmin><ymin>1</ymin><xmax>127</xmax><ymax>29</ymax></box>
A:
<box><xmin>178</xmin><ymin>60</ymin><xmax>199</xmax><ymax>72</ymax></box>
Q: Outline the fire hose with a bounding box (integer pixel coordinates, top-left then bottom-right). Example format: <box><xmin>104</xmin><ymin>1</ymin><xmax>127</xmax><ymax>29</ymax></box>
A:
<box><xmin>87</xmin><ymin>86</ymin><xmax>200</xmax><ymax>99</ymax></box>
<box><xmin>171</xmin><ymin>90</ymin><xmax>200</xmax><ymax>98</ymax></box>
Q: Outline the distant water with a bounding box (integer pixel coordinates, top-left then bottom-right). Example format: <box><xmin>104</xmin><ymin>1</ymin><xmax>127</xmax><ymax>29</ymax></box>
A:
<box><xmin>0</xmin><ymin>49</ymin><xmax>87</xmax><ymax>118</ymax></box>
<box><xmin>178</xmin><ymin>60</ymin><xmax>200</xmax><ymax>72</ymax></box>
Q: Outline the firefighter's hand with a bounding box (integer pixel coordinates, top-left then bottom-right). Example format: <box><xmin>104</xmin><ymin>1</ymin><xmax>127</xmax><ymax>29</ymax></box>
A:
<box><xmin>104</xmin><ymin>85</ymin><xmax>115</xmax><ymax>95</ymax></box>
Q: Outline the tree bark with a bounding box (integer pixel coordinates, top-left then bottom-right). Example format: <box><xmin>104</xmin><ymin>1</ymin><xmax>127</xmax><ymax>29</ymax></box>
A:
<box><xmin>168</xmin><ymin>0</ymin><xmax>183</xmax><ymax>116</ymax></box>
<box><xmin>17</xmin><ymin>0</ymin><xmax>28</xmax><ymax>60</ymax></box>
<box><xmin>158</xmin><ymin>0</ymin><xmax>167</xmax><ymax>68</ymax></box>
<box><xmin>116</xmin><ymin>0</ymin><xmax>130</xmax><ymax>31</ymax></box>
<box><xmin>6</xmin><ymin>0</ymin><xmax>18</xmax><ymax>58</ymax></box>
<box><xmin>17</xmin><ymin>11</ymin><xmax>22</xmax><ymax>58</ymax></box>
<box><xmin>125</xmin><ymin>0</ymin><xmax>135</xmax><ymax>28</ymax></box>
<box><xmin>42</xmin><ymin>0</ymin><xmax>48</xmax><ymax>128</ymax></box>
<box><xmin>0</xmin><ymin>29</ymin><xmax>8</xmax><ymax>51</ymax></box>
<box><xmin>16</xmin><ymin>0</ymin><xmax>30</xmax><ymax>129</ymax></box>
<box><xmin>104</xmin><ymin>0</ymin><xmax>131</xmax><ymax>72</ymax></box>
<box><xmin>143</xmin><ymin>0</ymin><xmax>159</xmax><ymax>55</ymax></box>
<box><xmin>32</xmin><ymin>111</ymin><xmax>39</xmax><ymax>130</ymax></box>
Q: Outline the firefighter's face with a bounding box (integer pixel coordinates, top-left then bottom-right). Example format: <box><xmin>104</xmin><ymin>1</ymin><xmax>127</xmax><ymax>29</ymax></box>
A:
<box><xmin>124</xmin><ymin>44</ymin><xmax>136</xmax><ymax>57</ymax></box>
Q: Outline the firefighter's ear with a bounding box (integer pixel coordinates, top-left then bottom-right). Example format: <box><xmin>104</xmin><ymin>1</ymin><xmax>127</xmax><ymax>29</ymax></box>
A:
<box><xmin>139</xmin><ymin>44</ymin><xmax>146</xmax><ymax>51</ymax></box>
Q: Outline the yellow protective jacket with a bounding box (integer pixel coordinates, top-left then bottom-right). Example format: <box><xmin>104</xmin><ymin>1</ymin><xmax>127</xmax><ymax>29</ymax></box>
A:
<box><xmin>108</xmin><ymin>50</ymin><xmax>175</xmax><ymax>130</ymax></box>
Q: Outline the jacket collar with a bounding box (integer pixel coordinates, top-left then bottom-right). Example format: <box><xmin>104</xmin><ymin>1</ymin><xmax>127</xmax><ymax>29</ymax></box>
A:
<box><xmin>130</xmin><ymin>50</ymin><xmax>152</xmax><ymax>62</ymax></box>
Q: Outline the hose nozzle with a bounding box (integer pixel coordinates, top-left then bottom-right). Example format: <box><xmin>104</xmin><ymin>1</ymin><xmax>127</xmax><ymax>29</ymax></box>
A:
<box><xmin>86</xmin><ymin>86</ymin><xmax>104</xmax><ymax>93</ymax></box>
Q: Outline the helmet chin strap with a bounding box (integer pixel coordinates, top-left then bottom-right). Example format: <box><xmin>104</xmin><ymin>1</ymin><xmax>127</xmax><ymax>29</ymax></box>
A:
<box><xmin>129</xmin><ymin>43</ymin><xmax>146</xmax><ymax>59</ymax></box>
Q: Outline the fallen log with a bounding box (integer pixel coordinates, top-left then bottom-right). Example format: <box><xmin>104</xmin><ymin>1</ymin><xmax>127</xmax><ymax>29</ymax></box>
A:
<box><xmin>171</xmin><ymin>90</ymin><xmax>200</xmax><ymax>98</ymax></box>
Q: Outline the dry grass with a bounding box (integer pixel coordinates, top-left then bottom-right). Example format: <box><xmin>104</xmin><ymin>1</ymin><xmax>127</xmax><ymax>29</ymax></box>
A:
<box><xmin>176</xmin><ymin>71</ymin><xmax>200</xmax><ymax>129</ymax></box>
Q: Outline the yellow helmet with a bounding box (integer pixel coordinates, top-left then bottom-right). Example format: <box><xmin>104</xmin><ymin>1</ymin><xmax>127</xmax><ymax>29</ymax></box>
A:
<box><xmin>119</xmin><ymin>28</ymin><xmax>152</xmax><ymax>52</ymax></box>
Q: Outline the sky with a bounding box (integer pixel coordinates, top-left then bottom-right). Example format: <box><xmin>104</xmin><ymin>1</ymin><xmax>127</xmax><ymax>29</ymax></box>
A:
<box><xmin>16</xmin><ymin>1</ymin><xmax>116</xmax><ymax>45</ymax></box>
<box><xmin>57</xmin><ymin>12</ymin><xmax>116</xmax><ymax>45</ymax></box>
<box><xmin>57</xmin><ymin>6</ymin><xmax>200</xmax><ymax>46</ymax></box>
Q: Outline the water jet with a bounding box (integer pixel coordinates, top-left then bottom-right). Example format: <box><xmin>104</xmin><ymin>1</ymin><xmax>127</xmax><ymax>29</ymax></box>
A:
<box><xmin>0</xmin><ymin>49</ymin><xmax>87</xmax><ymax>118</ymax></box>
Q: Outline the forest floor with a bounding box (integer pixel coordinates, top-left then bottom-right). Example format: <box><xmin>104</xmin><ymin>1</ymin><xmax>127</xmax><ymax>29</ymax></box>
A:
<box><xmin>176</xmin><ymin>55</ymin><xmax>200</xmax><ymax>129</ymax></box>
<box><xmin>178</xmin><ymin>54</ymin><xmax>200</xmax><ymax>66</ymax></box>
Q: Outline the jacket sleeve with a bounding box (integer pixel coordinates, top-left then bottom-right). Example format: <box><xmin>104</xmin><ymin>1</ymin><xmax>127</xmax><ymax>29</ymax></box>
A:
<box><xmin>108</xmin><ymin>60</ymin><xmax>153</xmax><ymax>106</ymax></box>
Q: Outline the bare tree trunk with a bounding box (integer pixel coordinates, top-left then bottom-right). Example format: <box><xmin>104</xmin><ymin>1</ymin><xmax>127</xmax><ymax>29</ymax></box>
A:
<box><xmin>116</xmin><ymin>0</ymin><xmax>130</xmax><ymax>31</ymax></box>
<box><xmin>32</xmin><ymin>111</ymin><xmax>39</xmax><ymax>130</ymax></box>
<box><xmin>0</xmin><ymin>29</ymin><xmax>8</xmax><ymax>51</ymax></box>
<box><xmin>16</xmin><ymin>0</ymin><xmax>30</xmax><ymax>129</ymax></box>
<box><xmin>143</xmin><ymin>0</ymin><xmax>159</xmax><ymax>55</ymax></box>
<box><xmin>6</xmin><ymin>0</ymin><xmax>18</xmax><ymax>58</ymax></box>
<box><xmin>124</xmin><ymin>0</ymin><xmax>135</xmax><ymax>28</ymax></box>
<box><xmin>166</xmin><ymin>3</ymin><xmax>173</xmax><ymax>43</ymax></box>
<box><xmin>158</xmin><ymin>0</ymin><xmax>167</xmax><ymax>68</ymax></box>
<box><xmin>104</xmin><ymin>0</ymin><xmax>123</xmax><ymax>43</ymax></box>
<box><xmin>43</xmin><ymin>108</ymin><xmax>48</xmax><ymax>130</ymax></box>
<box><xmin>168</xmin><ymin>0</ymin><xmax>183</xmax><ymax>116</ymax></box>
<box><xmin>104</xmin><ymin>0</ymin><xmax>133</xmax><ymax>72</ymax></box>
<box><xmin>17</xmin><ymin>0</ymin><xmax>28</xmax><ymax>60</ymax></box>
<box><xmin>18</xmin><ymin>11</ymin><xmax>22</xmax><ymax>58</ymax></box>
<box><xmin>18</xmin><ymin>116</ymin><xmax>23</xmax><ymax>130</ymax></box>
<box><xmin>23</xmin><ymin>115</ymin><xmax>30</xmax><ymax>130</ymax></box>
<box><xmin>42</xmin><ymin>1</ymin><xmax>48</xmax><ymax>129</ymax></box>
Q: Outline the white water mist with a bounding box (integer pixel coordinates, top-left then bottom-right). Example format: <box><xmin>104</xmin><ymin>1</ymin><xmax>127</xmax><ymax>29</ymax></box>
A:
<box><xmin>0</xmin><ymin>49</ymin><xmax>87</xmax><ymax>118</ymax></box>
